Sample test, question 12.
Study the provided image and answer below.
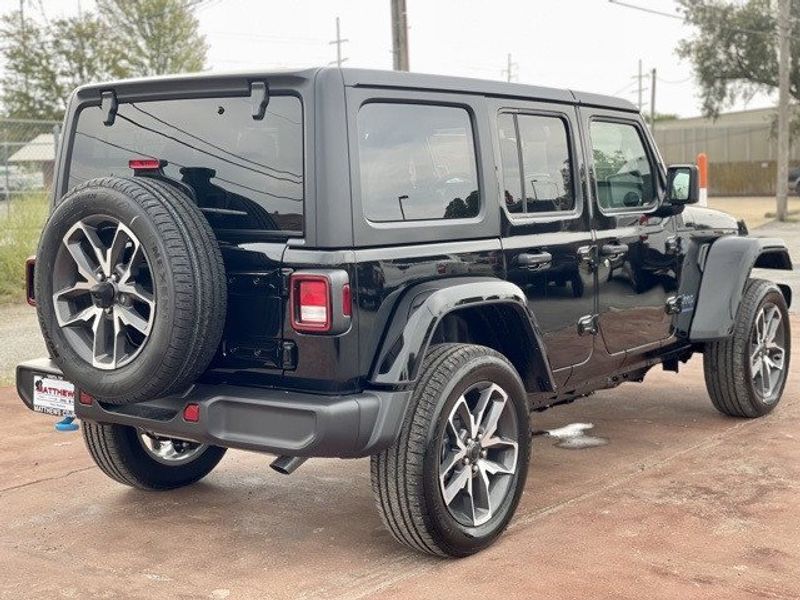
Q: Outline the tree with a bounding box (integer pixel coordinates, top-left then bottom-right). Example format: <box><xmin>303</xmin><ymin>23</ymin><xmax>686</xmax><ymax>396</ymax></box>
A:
<box><xmin>0</xmin><ymin>11</ymin><xmax>126</xmax><ymax>120</ymax></box>
<box><xmin>96</xmin><ymin>0</ymin><xmax>208</xmax><ymax>77</ymax></box>
<box><xmin>676</xmin><ymin>0</ymin><xmax>799</xmax><ymax>117</ymax></box>
<box><xmin>0</xmin><ymin>1</ymin><xmax>207</xmax><ymax>120</ymax></box>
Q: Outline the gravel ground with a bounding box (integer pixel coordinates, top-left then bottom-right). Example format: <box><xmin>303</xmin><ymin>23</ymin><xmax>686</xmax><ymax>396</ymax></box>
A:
<box><xmin>1</xmin><ymin>319</ymin><xmax>798</xmax><ymax>599</ymax></box>
<box><xmin>0</xmin><ymin>303</ymin><xmax>44</xmax><ymax>386</ymax></box>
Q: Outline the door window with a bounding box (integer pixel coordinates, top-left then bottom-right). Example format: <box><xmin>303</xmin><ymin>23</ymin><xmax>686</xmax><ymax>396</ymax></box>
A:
<box><xmin>589</xmin><ymin>120</ymin><xmax>656</xmax><ymax>213</ymax></box>
<box><xmin>498</xmin><ymin>113</ymin><xmax>575</xmax><ymax>216</ymax></box>
<box><xmin>357</xmin><ymin>103</ymin><xmax>480</xmax><ymax>222</ymax></box>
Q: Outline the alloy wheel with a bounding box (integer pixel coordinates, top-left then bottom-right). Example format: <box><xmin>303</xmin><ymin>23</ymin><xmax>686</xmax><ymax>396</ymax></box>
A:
<box><xmin>749</xmin><ymin>302</ymin><xmax>787</xmax><ymax>403</ymax></box>
<box><xmin>438</xmin><ymin>381</ymin><xmax>520</xmax><ymax>527</ymax></box>
<box><xmin>52</xmin><ymin>216</ymin><xmax>156</xmax><ymax>370</ymax></box>
<box><xmin>137</xmin><ymin>430</ymin><xmax>207</xmax><ymax>465</ymax></box>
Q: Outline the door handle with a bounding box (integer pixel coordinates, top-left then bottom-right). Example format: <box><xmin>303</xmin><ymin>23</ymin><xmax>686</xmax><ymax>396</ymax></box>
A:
<box><xmin>515</xmin><ymin>251</ymin><xmax>552</xmax><ymax>271</ymax></box>
<box><xmin>600</xmin><ymin>243</ymin><xmax>629</xmax><ymax>257</ymax></box>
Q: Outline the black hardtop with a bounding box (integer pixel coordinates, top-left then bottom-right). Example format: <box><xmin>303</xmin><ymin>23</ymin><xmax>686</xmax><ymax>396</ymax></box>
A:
<box><xmin>71</xmin><ymin>66</ymin><xmax>637</xmax><ymax>112</ymax></box>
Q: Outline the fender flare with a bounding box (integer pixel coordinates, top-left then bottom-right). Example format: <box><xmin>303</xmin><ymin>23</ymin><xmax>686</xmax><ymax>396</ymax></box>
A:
<box><xmin>369</xmin><ymin>277</ymin><xmax>555</xmax><ymax>392</ymax></box>
<box><xmin>690</xmin><ymin>236</ymin><xmax>792</xmax><ymax>341</ymax></box>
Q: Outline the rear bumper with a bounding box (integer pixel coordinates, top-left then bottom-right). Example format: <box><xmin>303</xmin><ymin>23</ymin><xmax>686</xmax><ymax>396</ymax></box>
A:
<box><xmin>16</xmin><ymin>358</ymin><xmax>411</xmax><ymax>458</ymax></box>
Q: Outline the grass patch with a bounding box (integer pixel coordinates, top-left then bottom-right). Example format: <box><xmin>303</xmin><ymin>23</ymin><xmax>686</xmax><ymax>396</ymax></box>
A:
<box><xmin>0</xmin><ymin>194</ymin><xmax>49</xmax><ymax>304</ymax></box>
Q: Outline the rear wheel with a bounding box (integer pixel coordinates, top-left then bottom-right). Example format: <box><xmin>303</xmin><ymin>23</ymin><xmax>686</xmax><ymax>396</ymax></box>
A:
<box><xmin>83</xmin><ymin>422</ymin><xmax>226</xmax><ymax>490</ymax></box>
<box><xmin>371</xmin><ymin>344</ymin><xmax>530</xmax><ymax>557</ymax></box>
<box><xmin>704</xmin><ymin>279</ymin><xmax>791</xmax><ymax>418</ymax></box>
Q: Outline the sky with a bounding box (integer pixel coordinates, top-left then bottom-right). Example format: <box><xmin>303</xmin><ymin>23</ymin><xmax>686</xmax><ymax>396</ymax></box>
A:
<box><xmin>0</xmin><ymin>0</ymin><xmax>778</xmax><ymax>118</ymax></box>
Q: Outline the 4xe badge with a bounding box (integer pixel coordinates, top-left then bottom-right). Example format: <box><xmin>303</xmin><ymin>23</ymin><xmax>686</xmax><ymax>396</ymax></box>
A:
<box><xmin>32</xmin><ymin>375</ymin><xmax>75</xmax><ymax>417</ymax></box>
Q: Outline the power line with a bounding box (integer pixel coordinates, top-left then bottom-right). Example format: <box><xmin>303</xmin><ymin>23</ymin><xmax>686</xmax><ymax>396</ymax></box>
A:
<box><xmin>328</xmin><ymin>16</ymin><xmax>348</xmax><ymax>68</ymax></box>
<box><xmin>607</xmin><ymin>0</ymin><xmax>682</xmax><ymax>20</ymax></box>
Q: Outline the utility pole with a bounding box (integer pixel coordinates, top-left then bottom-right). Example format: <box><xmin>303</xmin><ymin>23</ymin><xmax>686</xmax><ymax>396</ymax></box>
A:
<box><xmin>329</xmin><ymin>17</ymin><xmax>349</xmax><ymax>68</ymax></box>
<box><xmin>391</xmin><ymin>0</ymin><xmax>409</xmax><ymax>71</ymax></box>
<box><xmin>776</xmin><ymin>0</ymin><xmax>790</xmax><ymax>221</ymax></box>
<box><xmin>637</xmin><ymin>59</ymin><xmax>643</xmax><ymax>111</ymax></box>
<box><xmin>650</xmin><ymin>68</ymin><xmax>657</xmax><ymax>131</ymax></box>
<box><xmin>502</xmin><ymin>53</ymin><xmax>517</xmax><ymax>83</ymax></box>
<box><xmin>20</xmin><ymin>0</ymin><xmax>28</xmax><ymax>96</ymax></box>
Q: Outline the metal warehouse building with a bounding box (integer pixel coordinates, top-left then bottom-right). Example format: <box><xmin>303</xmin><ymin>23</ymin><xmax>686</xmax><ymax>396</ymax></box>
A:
<box><xmin>653</xmin><ymin>106</ymin><xmax>799</xmax><ymax>196</ymax></box>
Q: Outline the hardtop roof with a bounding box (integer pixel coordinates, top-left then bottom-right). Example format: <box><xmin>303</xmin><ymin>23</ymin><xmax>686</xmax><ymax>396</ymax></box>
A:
<box><xmin>71</xmin><ymin>66</ymin><xmax>637</xmax><ymax>113</ymax></box>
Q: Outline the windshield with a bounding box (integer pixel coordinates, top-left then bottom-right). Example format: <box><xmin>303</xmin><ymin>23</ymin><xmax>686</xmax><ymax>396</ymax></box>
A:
<box><xmin>68</xmin><ymin>94</ymin><xmax>304</xmax><ymax>234</ymax></box>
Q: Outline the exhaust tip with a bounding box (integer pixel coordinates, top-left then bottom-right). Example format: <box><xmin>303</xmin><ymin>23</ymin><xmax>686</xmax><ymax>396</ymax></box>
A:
<box><xmin>270</xmin><ymin>455</ymin><xmax>308</xmax><ymax>475</ymax></box>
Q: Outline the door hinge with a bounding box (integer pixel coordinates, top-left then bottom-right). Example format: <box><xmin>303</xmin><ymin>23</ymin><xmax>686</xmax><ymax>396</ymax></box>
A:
<box><xmin>665</xmin><ymin>235</ymin><xmax>682</xmax><ymax>256</ymax></box>
<box><xmin>281</xmin><ymin>341</ymin><xmax>297</xmax><ymax>370</ymax></box>
<box><xmin>665</xmin><ymin>296</ymin><xmax>683</xmax><ymax>315</ymax></box>
<box><xmin>101</xmin><ymin>90</ymin><xmax>118</xmax><ymax>126</ymax></box>
<box><xmin>577</xmin><ymin>314</ymin><xmax>598</xmax><ymax>336</ymax></box>
<box><xmin>577</xmin><ymin>245</ymin><xmax>596</xmax><ymax>271</ymax></box>
<box><xmin>280</xmin><ymin>268</ymin><xmax>294</xmax><ymax>298</ymax></box>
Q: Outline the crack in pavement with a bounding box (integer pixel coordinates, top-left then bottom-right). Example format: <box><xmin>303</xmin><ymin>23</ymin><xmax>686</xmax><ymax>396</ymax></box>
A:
<box><xmin>0</xmin><ymin>466</ymin><xmax>95</xmax><ymax>496</ymax></box>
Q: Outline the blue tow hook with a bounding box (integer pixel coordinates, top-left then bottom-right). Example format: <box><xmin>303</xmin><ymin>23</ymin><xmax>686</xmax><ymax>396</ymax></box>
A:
<box><xmin>54</xmin><ymin>416</ymin><xmax>79</xmax><ymax>432</ymax></box>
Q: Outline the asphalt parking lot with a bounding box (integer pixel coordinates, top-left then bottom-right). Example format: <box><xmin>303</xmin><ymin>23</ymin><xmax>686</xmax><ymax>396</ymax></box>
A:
<box><xmin>1</xmin><ymin>316</ymin><xmax>798</xmax><ymax>599</ymax></box>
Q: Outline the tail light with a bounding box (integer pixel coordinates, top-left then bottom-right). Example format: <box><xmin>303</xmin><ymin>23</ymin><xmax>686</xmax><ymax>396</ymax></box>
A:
<box><xmin>290</xmin><ymin>274</ymin><xmax>332</xmax><ymax>332</ymax></box>
<box><xmin>289</xmin><ymin>271</ymin><xmax>352</xmax><ymax>334</ymax></box>
<box><xmin>25</xmin><ymin>256</ymin><xmax>36</xmax><ymax>306</ymax></box>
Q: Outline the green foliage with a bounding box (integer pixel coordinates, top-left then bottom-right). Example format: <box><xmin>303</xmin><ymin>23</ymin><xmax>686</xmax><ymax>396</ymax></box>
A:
<box><xmin>677</xmin><ymin>0</ymin><xmax>800</xmax><ymax>117</ymax></box>
<box><xmin>0</xmin><ymin>1</ymin><xmax>207</xmax><ymax>120</ymax></box>
<box><xmin>96</xmin><ymin>0</ymin><xmax>208</xmax><ymax>77</ymax></box>
<box><xmin>0</xmin><ymin>193</ymin><xmax>48</xmax><ymax>304</ymax></box>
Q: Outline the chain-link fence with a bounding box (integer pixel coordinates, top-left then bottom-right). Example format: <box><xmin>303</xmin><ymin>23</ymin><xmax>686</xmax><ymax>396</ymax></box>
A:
<box><xmin>1</xmin><ymin>118</ymin><xmax>60</xmax><ymax>203</ymax></box>
<box><xmin>0</xmin><ymin>118</ymin><xmax>57</xmax><ymax>302</ymax></box>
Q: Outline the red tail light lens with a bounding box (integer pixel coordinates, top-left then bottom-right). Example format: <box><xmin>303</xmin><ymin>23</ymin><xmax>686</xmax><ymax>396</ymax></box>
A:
<box><xmin>129</xmin><ymin>158</ymin><xmax>162</xmax><ymax>172</ymax></box>
<box><xmin>290</xmin><ymin>275</ymin><xmax>331</xmax><ymax>332</ymax></box>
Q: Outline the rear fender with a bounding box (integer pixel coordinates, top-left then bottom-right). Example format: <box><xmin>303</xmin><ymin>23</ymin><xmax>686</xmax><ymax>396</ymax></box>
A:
<box><xmin>369</xmin><ymin>277</ymin><xmax>555</xmax><ymax>392</ymax></box>
<box><xmin>690</xmin><ymin>236</ymin><xmax>792</xmax><ymax>341</ymax></box>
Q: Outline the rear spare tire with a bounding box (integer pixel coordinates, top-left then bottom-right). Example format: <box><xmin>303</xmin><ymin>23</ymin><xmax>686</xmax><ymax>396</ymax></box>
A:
<box><xmin>34</xmin><ymin>177</ymin><xmax>226</xmax><ymax>404</ymax></box>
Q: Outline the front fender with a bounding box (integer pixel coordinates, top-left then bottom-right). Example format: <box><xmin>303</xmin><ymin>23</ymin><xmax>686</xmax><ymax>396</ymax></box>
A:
<box><xmin>369</xmin><ymin>277</ymin><xmax>554</xmax><ymax>391</ymax></box>
<box><xmin>690</xmin><ymin>236</ymin><xmax>792</xmax><ymax>341</ymax></box>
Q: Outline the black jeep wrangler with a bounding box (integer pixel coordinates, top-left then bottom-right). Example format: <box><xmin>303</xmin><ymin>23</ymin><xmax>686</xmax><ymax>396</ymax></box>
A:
<box><xmin>17</xmin><ymin>68</ymin><xmax>792</xmax><ymax>557</ymax></box>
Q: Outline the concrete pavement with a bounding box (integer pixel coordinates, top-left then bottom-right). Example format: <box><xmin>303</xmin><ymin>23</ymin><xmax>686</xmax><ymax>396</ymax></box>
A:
<box><xmin>1</xmin><ymin>318</ymin><xmax>798</xmax><ymax>599</ymax></box>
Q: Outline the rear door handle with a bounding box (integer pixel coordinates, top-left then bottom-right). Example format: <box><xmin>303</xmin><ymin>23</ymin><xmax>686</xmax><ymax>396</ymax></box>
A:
<box><xmin>600</xmin><ymin>243</ymin><xmax>629</xmax><ymax>257</ymax></box>
<box><xmin>515</xmin><ymin>251</ymin><xmax>552</xmax><ymax>271</ymax></box>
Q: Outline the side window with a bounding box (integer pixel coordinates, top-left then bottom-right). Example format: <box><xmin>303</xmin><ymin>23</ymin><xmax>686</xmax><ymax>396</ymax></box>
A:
<box><xmin>589</xmin><ymin>120</ymin><xmax>656</xmax><ymax>212</ymax></box>
<box><xmin>498</xmin><ymin>112</ymin><xmax>575</xmax><ymax>216</ymax></box>
<box><xmin>357</xmin><ymin>103</ymin><xmax>480</xmax><ymax>222</ymax></box>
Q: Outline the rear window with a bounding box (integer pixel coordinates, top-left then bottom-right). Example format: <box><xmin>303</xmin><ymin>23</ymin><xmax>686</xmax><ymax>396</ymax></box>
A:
<box><xmin>357</xmin><ymin>103</ymin><xmax>480</xmax><ymax>222</ymax></box>
<box><xmin>68</xmin><ymin>95</ymin><xmax>304</xmax><ymax>234</ymax></box>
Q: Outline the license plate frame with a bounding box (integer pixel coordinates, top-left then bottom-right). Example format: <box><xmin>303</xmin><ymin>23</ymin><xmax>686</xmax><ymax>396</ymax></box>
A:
<box><xmin>32</xmin><ymin>373</ymin><xmax>75</xmax><ymax>418</ymax></box>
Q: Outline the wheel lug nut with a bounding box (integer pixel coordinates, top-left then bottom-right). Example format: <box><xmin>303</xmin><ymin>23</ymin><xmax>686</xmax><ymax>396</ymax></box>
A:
<box><xmin>463</xmin><ymin>457</ymin><xmax>470</xmax><ymax>465</ymax></box>
<box><xmin>480</xmin><ymin>449</ymin><xmax>487</xmax><ymax>458</ymax></box>
<box><xmin>472</xmin><ymin>464</ymin><xmax>478</xmax><ymax>474</ymax></box>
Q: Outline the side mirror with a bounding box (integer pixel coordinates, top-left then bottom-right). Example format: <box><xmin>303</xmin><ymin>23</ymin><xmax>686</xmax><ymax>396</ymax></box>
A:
<box><xmin>665</xmin><ymin>164</ymin><xmax>700</xmax><ymax>205</ymax></box>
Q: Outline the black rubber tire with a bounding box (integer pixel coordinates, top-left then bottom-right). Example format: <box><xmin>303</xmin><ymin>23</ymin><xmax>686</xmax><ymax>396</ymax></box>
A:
<box><xmin>704</xmin><ymin>279</ymin><xmax>791</xmax><ymax>418</ymax></box>
<box><xmin>34</xmin><ymin>177</ymin><xmax>226</xmax><ymax>404</ymax></box>
<box><xmin>370</xmin><ymin>343</ymin><xmax>530</xmax><ymax>557</ymax></box>
<box><xmin>82</xmin><ymin>422</ymin><xmax>226</xmax><ymax>490</ymax></box>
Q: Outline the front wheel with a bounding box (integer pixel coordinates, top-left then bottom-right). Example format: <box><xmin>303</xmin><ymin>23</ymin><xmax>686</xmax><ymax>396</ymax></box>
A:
<box><xmin>371</xmin><ymin>344</ymin><xmax>530</xmax><ymax>557</ymax></box>
<box><xmin>83</xmin><ymin>422</ymin><xmax>226</xmax><ymax>490</ymax></box>
<box><xmin>704</xmin><ymin>279</ymin><xmax>791</xmax><ymax>418</ymax></box>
